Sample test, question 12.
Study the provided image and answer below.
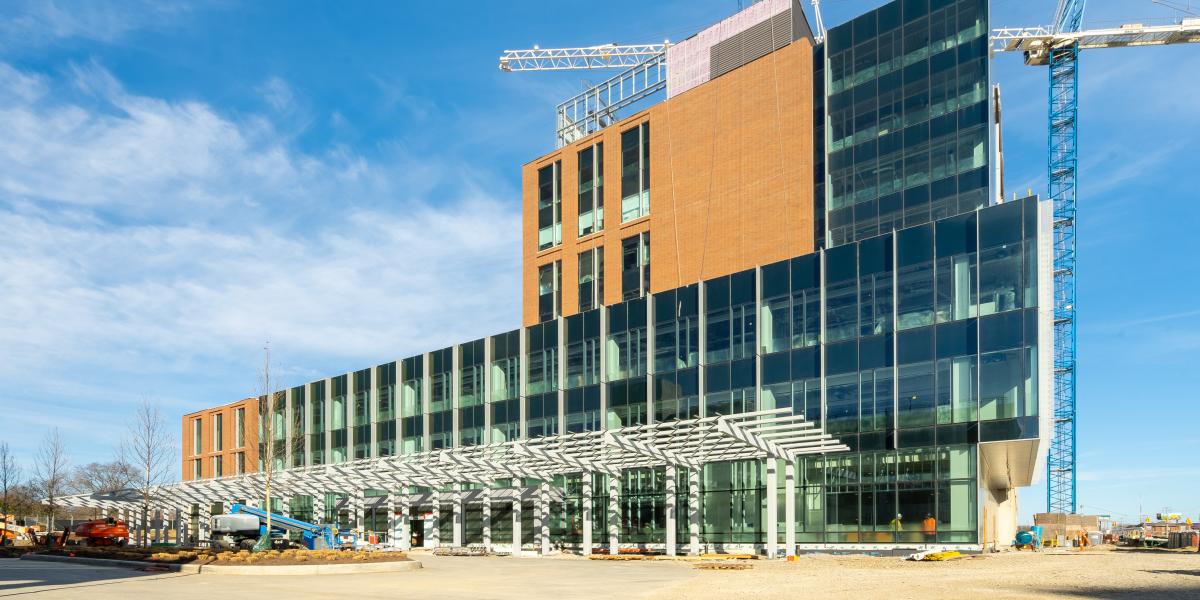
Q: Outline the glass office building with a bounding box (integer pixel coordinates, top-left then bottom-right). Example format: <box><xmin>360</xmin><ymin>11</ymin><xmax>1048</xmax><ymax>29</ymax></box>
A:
<box><xmin>183</xmin><ymin>0</ymin><xmax>1049</xmax><ymax>551</ymax></box>
<box><xmin>266</xmin><ymin>195</ymin><xmax>1047</xmax><ymax>547</ymax></box>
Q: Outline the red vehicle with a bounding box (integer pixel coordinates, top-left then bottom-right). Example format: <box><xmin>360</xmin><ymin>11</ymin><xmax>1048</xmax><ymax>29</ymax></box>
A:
<box><xmin>65</xmin><ymin>519</ymin><xmax>129</xmax><ymax>546</ymax></box>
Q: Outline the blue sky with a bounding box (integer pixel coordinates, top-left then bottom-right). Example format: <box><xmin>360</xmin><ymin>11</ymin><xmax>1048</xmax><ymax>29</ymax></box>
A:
<box><xmin>0</xmin><ymin>0</ymin><xmax>1196</xmax><ymax>524</ymax></box>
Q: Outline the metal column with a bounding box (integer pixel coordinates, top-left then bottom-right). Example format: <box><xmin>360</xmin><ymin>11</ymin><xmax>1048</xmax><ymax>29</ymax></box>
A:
<box><xmin>482</xmin><ymin>487</ymin><xmax>492</xmax><ymax>552</ymax></box>
<box><xmin>766</xmin><ymin>461</ymin><xmax>778</xmax><ymax>558</ymax></box>
<box><xmin>511</xmin><ymin>478</ymin><xmax>523</xmax><ymax>555</ymax></box>
<box><xmin>664</xmin><ymin>468</ymin><xmax>677</xmax><ymax>556</ymax></box>
<box><xmin>688</xmin><ymin>468</ymin><xmax>700</xmax><ymax>555</ymax></box>
<box><xmin>538</xmin><ymin>479</ymin><xmax>551</xmax><ymax>555</ymax></box>
<box><xmin>582</xmin><ymin>474</ymin><xmax>593</xmax><ymax>556</ymax></box>
<box><xmin>453</xmin><ymin>489</ymin><xmax>464</xmax><ymax>547</ymax></box>
<box><xmin>607</xmin><ymin>475</ymin><xmax>619</xmax><ymax>554</ymax></box>
<box><xmin>785</xmin><ymin>460</ymin><xmax>797</xmax><ymax>558</ymax></box>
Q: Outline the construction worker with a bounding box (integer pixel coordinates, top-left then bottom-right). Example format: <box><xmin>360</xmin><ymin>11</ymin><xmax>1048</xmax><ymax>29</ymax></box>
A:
<box><xmin>889</xmin><ymin>513</ymin><xmax>903</xmax><ymax>537</ymax></box>
<box><xmin>922</xmin><ymin>514</ymin><xmax>937</xmax><ymax>542</ymax></box>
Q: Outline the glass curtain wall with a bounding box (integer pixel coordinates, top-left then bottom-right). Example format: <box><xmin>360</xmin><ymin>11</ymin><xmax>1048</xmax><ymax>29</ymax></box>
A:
<box><xmin>825</xmin><ymin>0</ymin><xmax>990</xmax><ymax>247</ymax></box>
<box><xmin>490</xmin><ymin>330</ymin><xmax>522</xmax><ymax>442</ymax></box>
<box><xmin>429</xmin><ymin>348</ymin><xmax>454</xmax><ymax>450</ymax></box>
<box><xmin>620</xmin><ymin>122</ymin><xmax>650</xmax><ymax>221</ymax></box>
<box><xmin>330</xmin><ymin>375</ymin><xmax>348</xmax><ymax>463</ymax></box>
<box><xmin>308</xmin><ymin>380</ymin><xmax>326</xmax><ymax>466</ymax></box>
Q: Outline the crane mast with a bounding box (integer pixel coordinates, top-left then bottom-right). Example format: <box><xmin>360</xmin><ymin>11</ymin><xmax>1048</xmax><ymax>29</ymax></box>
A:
<box><xmin>993</xmin><ymin>4</ymin><xmax>1200</xmax><ymax>514</ymax></box>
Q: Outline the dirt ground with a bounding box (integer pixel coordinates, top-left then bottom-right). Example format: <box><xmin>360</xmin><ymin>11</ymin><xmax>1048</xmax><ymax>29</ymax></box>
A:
<box><xmin>32</xmin><ymin>546</ymin><xmax>411</xmax><ymax>566</ymax></box>
<box><xmin>1</xmin><ymin>546</ymin><xmax>1197</xmax><ymax>599</ymax></box>
<box><xmin>656</xmin><ymin>547</ymin><xmax>1200</xmax><ymax>600</ymax></box>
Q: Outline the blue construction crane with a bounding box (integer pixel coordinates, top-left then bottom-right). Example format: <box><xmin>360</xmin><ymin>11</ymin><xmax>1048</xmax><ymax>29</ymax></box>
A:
<box><xmin>210</xmin><ymin>503</ymin><xmax>355</xmax><ymax>550</ymax></box>
<box><xmin>992</xmin><ymin>3</ymin><xmax>1200</xmax><ymax>513</ymax></box>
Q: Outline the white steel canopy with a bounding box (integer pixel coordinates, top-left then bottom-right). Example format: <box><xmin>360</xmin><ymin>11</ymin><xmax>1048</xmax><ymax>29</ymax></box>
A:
<box><xmin>58</xmin><ymin>408</ymin><xmax>847</xmax><ymax>511</ymax></box>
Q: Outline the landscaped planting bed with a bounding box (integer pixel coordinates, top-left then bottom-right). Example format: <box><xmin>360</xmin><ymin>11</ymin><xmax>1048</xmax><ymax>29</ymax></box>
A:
<box><xmin>36</xmin><ymin>546</ymin><xmax>410</xmax><ymax>566</ymax></box>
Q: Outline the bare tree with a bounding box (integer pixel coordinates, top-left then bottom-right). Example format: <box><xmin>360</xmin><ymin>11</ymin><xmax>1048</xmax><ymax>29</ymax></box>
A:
<box><xmin>1</xmin><ymin>441</ymin><xmax>22</xmax><ymax>534</ymax></box>
<box><xmin>255</xmin><ymin>343</ymin><xmax>284</xmax><ymax>551</ymax></box>
<box><xmin>69</xmin><ymin>461</ymin><xmax>138</xmax><ymax>495</ymax></box>
<box><xmin>33</xmin><ymin>428</ymin><xmax>70</xmax><ymax>533</ymax></box>
<box><xmin>120</xmin><ymin>398</ymin><xmax>174</xmax><ymax>546</ymax></box>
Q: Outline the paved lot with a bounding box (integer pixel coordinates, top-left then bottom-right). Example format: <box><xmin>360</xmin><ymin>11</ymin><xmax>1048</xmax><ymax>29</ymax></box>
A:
<box><xmin>0</xmin><ymin>554</ymin><xmax>696</xmax><ymax>599</ymax></box>
<box><xmin>2</xmin><ymin>548</ymin><xmax>1197</xmax><ymax>599</ymax></box>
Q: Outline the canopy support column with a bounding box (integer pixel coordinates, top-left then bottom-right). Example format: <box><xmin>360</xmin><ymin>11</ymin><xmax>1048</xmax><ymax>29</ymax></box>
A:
<box><xmin>688</xmin><ymin>468</ymin><xmax>700</xmax><ymax>556</ymax></box>
<box><xmin>511</xmin><ymin>478</ymin><xmax>523</xmax><ymax>556</ymax></box>
<box><xmin>581</xmin><ymin>473</ymin><xmax>593</xmax><ymax>556</ymax></box>
<box><xmin>607</xmin><ymin>475</ymin><xmax>619</xmax><ymax>555</ymax></box>
<box><xmin>665</xmin><ymin>467</ymin><xmax>677</xmax><ymax>556</ymax></box>
<box><xmin>785</xmin><ymin>459</ymin><xmax>797</xmax><ymax>558</ymax></box>
<box><xmin>766</xmin><ymin>460</ymin><xmax>778</xmax><ymax>558</ymax></box>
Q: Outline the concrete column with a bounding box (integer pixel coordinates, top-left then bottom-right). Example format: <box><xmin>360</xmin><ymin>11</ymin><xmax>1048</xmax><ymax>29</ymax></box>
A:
<box><xmin>453</xmin><ymin>489</ymin><xmax>464</xmax><ymax>547</ymax></box>
<box><xmin>766</xmin><ymin>460</ymin><xmax>778</xmax><ymax>558</ymax></box>
<box><xmin>607</xmin><ymin>475</ymin><xmax>620</xmax><ymax>554</ymax></box>
<box><xmin>581</xmin><ymin>474</ymin><xmax>593</xmax><ymax>556</ymax></box>
<box><xmin>482</xmin><ymin>487</ymin><xmax>492</xmax><ymax>552</ymax></box>
<box><xmin>430</xmin><ymin>491</ymin><xmax>441</xmax><ymax>548</ymax></box>
<box><xmin>280</xmin><ymin>497</ymin><xmax>292</xmax><ymax>519</ymax></box>
<box><xmin>511</xmin><ymin>478</ymin><xmax>522</xmax><ymax>555</ymax></box>
<box><xmin>665</xmin><ymin>468</ymin><xmax>677</xmax><ymax>556</ymax></box>
<box><xmin>688</xmin><ymin>468</ymin><xmax>701</xmax><ymax>555</ymax></box>
<box><xmin>785</xmin><ymin>460</ymin><xmax>797</xmax><ymax>558</ymax></box>
<box><xmin>539</xmin><ymin>479</ymin><xmax>551</xmax><ymax>555</ymax></box>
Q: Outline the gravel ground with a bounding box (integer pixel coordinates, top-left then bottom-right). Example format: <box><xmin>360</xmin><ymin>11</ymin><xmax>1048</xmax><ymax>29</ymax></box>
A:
<box><xmin>653</xmin><ymin>547</ymin><xmax>1200</xmax><ymax>600</ymax></box>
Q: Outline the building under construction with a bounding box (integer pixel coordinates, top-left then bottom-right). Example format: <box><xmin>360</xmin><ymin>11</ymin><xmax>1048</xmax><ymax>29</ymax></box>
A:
<box><xmin>70</xmin><ymin>0</ymin><xmax>1059</xmax><ymax>555</ymax></box>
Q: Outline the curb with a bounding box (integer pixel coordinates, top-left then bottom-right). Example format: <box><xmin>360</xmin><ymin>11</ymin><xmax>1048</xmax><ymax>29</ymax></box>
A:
<box><xmin>19</xmin><ymin>553</ymin><xmax>422</xmax><ymax>575</ymax></box>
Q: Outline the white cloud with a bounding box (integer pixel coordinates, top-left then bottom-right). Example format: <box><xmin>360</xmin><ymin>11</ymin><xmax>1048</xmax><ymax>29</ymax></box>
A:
<box><xmin>0</xmin><ymin>0</ymin><xmax>199</xmax><ymax>50</ymax></box>
<box><xmin>0</xmin><ymin>60</ymin><xmax>522</xmax><ymax>464</ymax></box>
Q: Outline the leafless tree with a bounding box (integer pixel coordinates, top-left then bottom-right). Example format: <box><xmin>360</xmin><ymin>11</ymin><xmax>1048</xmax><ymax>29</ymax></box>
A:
<box><xmin>256</xmin><ymin>343</ymin><xmax>285</xmax><ymax>550</ymax></box>
<box><xmin>0</xmin><ymin>441</ymin><xmax>22</xmax><ymax>533</ymax></box>
<box><xmin>33</xmin><ymin>428</ymin><xmax>70</xmax><ymax>532</ymax></box>
<box><xmin>69</xmin><ymin>461</ymin><xmax>138</xmax><ymax>495</ymax></box>
<box><xmin>120</xmin><ymin>399</ymin><xmax>175</xmax><ymax>547</ymax></box>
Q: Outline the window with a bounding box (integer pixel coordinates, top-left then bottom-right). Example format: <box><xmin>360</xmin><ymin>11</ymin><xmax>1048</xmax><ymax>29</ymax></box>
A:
<box><xmin>620</xmin><ymin>122</ymin><xmax>650</xmax><ymax>221</ymax></box>
<box><xmin>376</xmin><ymin>362</ymin><xmax>396</xmax><ymax>457</ymax></box>
<box><xmin>490</xmin><ymin>333</ymin><xmax>521</xmax><ymax>442</ymax></box>
<box><xmin>578</xmin><ymin>143</ymin><xmax>604</xmax><ymax>236</ymax></box>
<box><xmin>537</xmin><ymin>161</ymin><xmax>562</xmax><ymax>250</ymax></box>
<box><xmin>538</xmin><ymin>261</ymin><xmax>561</xmax><ymax>322</ymax></box>
<box><xmin>192</xmin><ymin>459</ymin><xmax>202</xmax><ymax>480</ymax></box>
<box><xmin>400</xmin><ymin>355</ymin><xmax>424</xmax><ymax>454</ymax></box>
<box><xmin>705</xmin><ymin>271</ymin><xmax>755</xmax><ymax>364</ymax></box>
<box><xmin>192</xmin><ymin>418</ymin><xmax>202</xmax><ymax>455</ymax></box>
<box><xmin>234</xmin><ymin>407</ymin><xmax>245</xmax><ymax>448</ymax></box>
<box><xmin>429</xmin><ymin>348</ymin><xmax>454</xmax><ymax>449</ymax></box>
<box><xmin>309</xmin><ymin>380</ymin><xmax>326</xmax><ymax>466</ymax></box>
<box><xmin>621</xmin><ymin>232</ymin><xmax>650</xmax><ymax>300</ymax></box>
<box><xmin>605</xmin><ymin>297</ymin><xmax>647</xmax><ymax>381</ymax></box>
<box><xmin>330</xmin><ymin>375</ymin><xmax>348</xmax><ymax>463</ymax></box>
<box><xmin>578</xmin><ymin>248</ymin><xmax>604</xmax><ymax>312</ymax></box>
<box><xmin>459</xmin><ymin>339</ymin><xmax>485</xmax><ymax>447</ymax></box>
<box><xmin>213</xmin><ymin>455</ymin><xmax>223</xmax><ymax>478</ymax></box>
<box><xmin>565</xmin><ymin>310</ymin><xmax>601</xmax><ymax>389</ymax></box>
<box><xmin>289</xmin><ymin>386</ymin><xmax>304</xmax><ymax>467</ymax></box>
<box><xmin>213</xmin><ymin>413</ymin><xmax>224</xmax><ymax>451</ymax></box>
<box><xmin>235</xmin><ymin>452</ymin><xmax>246</xmax><ymax>475</ymax></box>
<box><xmin>352</xmin><ymin>369</ymin><xmax>370</xmax><ymax>460</ymax></box>
<box><xmin>653</xmin><ymin>286</ymin><xmax>699</xmax><ymax>372</ymax></box>
<box><xmin>527</xmin><ymin>321</ymin><xmax>559</xmax><ymax>395</ymax></box>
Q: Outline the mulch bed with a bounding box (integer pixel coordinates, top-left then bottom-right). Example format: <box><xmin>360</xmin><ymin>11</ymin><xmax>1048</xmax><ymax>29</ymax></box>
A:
<box><xmin>35</xmin><ymin>547</ymin><xmax>410</xmax><ymax>566</ymax></box>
